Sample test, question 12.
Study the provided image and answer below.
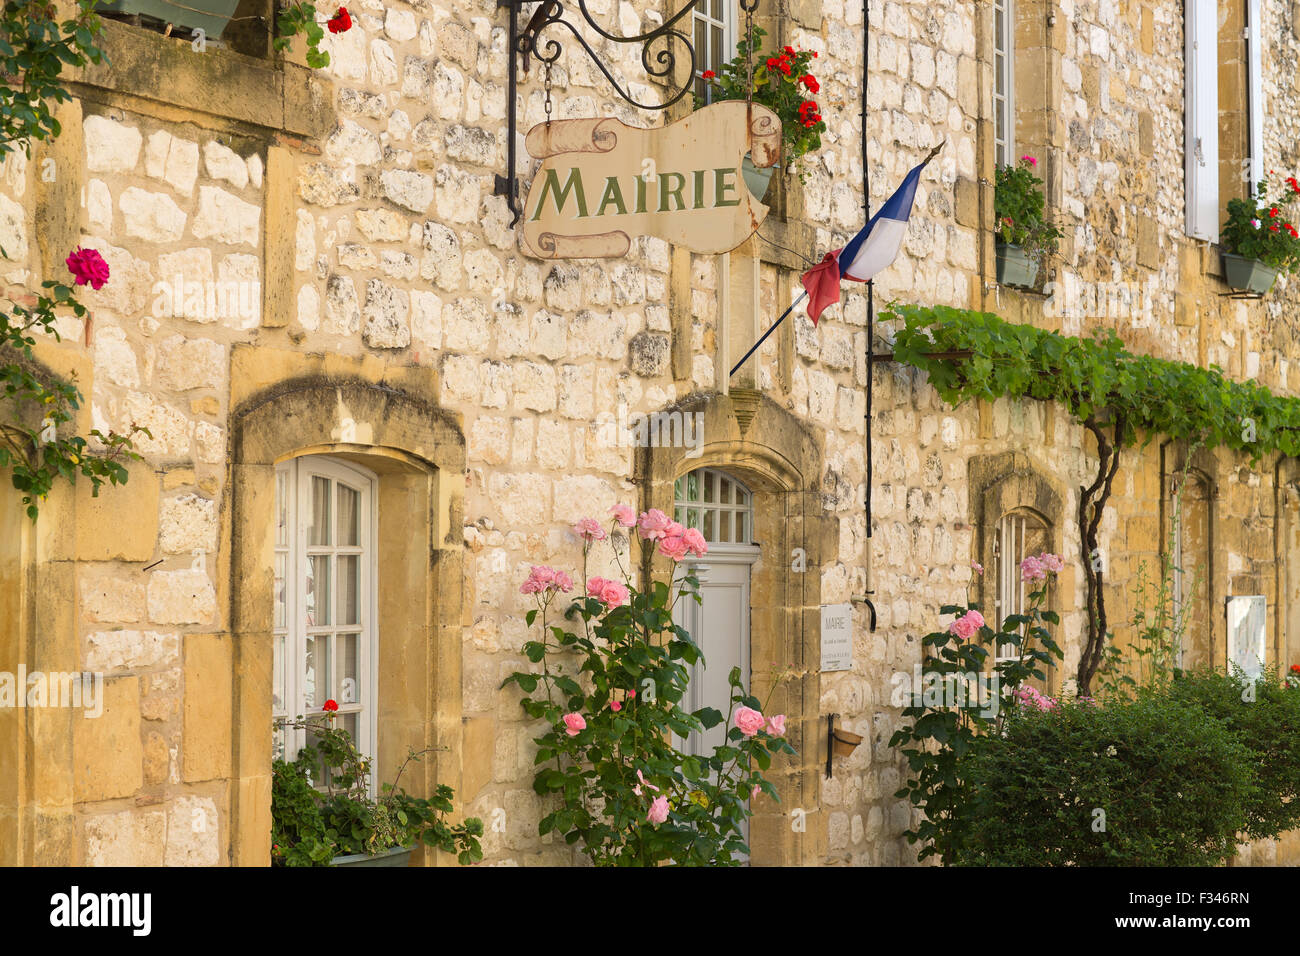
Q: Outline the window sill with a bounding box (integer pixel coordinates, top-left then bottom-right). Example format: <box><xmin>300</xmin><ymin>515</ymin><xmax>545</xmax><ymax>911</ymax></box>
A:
<box><xmin>68</xmin><ymin>18</ymin><xmax>331</xmax><ymax>140</ymax></box>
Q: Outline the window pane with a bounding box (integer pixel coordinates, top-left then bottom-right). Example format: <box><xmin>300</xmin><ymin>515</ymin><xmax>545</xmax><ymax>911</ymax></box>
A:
<box><xmin>710</xmin><ymin>0</ymin><xmax>721</xmax><ymax>21</ymax></box>
<box><xmin>688</xmin><ymin>508</ymin><xmax>701</xmax><ymax>530</ymax></box>
<box><xmin>337</xmin><ymin>484</ymin><xmax>359</xmax><ymax>547</ymax></box>
<box><xmin>688</xmin><ymin>470</ymin><xmax>699</xmax><ymax>501</ymax></box>
<box><xmin>704</xmin><ymin>471</ymin><xmax>715</xmax><ymax>502</ymax></box>
<box><xmin>675</xmin><ymin>505</ymin><xmax>686</xmax><ymax>525</ymax></box>
<box><xmin>305</xmin><ymin>635</ymin><xmax>332</xmax><ymax>709</ymax></box>
<box><xmin>703</xmin><ymin>509</ymin><xmax>714</xmax><ymax>540</ymax></box>
<box><xmin>274</xmin><ymin>551</ymin><xmax>287</xmax><ymax>629</ymax></box>
<box><xmin>338</xmin><ymin>711</ymin><xmax>360</xmax><ymax>749</ymax></box>
<box><xmin>276</xmin><ymin>470</ymin><xmax>289</xmax><ymax>547</ymax></box>
<box><xmin>308</xmin><ymin>554</ymin><xmax>331</xmax><ymax>627</ymax></box>
<box><xmin>309</xmin><ymin>476</ymin><xmax>331</xmax><ymax>546</ymax></box>
<box><xmin>674</xmin><ymin>476</ymin><xmax>684</xmax><ymax>500</ymax></box>
<box><xmin>338</xmin><ymin>633</ymin><xmax>360</xmax><ymax>704</ymax></box>
<box><xmin>337</xmin><ymin>554</ymin><xmax>359</xmax><ymax>626</ymax></box>
<box><xmin>710</xmin><ymin>23</ymin><xmax>723</xmax><ymax>73</ymax></box>
<box><xmin>272</xmin><ymin>634</ymin><xmax>286</xmax><ymax>715</ymax></box>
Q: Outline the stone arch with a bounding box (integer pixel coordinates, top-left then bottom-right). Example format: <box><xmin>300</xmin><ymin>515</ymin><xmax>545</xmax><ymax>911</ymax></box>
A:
<box><xmin>225</xmin><ymin>350</ymin><xmax>465</xmax><ymax>866</ymax></box>
<box><xmin>635</xmin><ymin>388</ymin><xmax>831</xmax><ymax>865</ymax></box>
<box><xmin>969</xmin><ymin>452</ymin><xmax>1066</xmax><ymax>692</ymax></box>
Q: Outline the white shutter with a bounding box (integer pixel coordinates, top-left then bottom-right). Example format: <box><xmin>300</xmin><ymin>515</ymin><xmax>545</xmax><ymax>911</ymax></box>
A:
<box><xmin>1247</xmin><ymin>0</ymin><xmax>1265</xmax><ymax>196</ymax></box>
<box><xmin>1185</xmin><ymin>0</ymin><xmax>1219</xmax><ymax>241</ymax></box>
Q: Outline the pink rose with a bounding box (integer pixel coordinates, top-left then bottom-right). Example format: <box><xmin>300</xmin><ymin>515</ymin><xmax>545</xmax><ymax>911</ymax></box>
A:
<box><xmin>609</xmin><ymin>504</ymin><xmax>636</xmax><ymax>527</ymax></box>
<box><xmin>572</xmin><ymin>517</ymin><xmax>607</xmax><ymax>542</ymax></box>
<box><xmin>948</xmin><ymin>609</ymin><xmax>985</xmax><ymax>641</ymax></box>
<box><xmin>520</xmin><ymin>565</ymin><xmax>555</xmax><ymax>594</ymax></box>
<box><xmin>1040</xmin><ymin>552</ymin><xmax>1065</xmax><ymax>573</ymax></box>
<box><xmin>681</xmin><ymin>527</ymin><xmax>708</xmax><ymax>556</ymax></box>
<box><xmin>1020</xmin><ymin>555</ymin><xmax>1046</xmax><ymax>582</ymax></box>
<box><xmin>587</xmin><ymin>576</ymin><xmax>630</xmax><ymax>607</ymax></box>
<box><xmin>765</xmin><ymin>714</ymin><xmax>787</xmax><ymax>736</ymax></box>
<box><xmin>646</xmin><ymin>794</ymin><xmax>670</xmax><ymax>824</ymax></box>
<box><xmin>1020</xmin><ymin>154</ymin><xmax>1037</xmax><ymax>167</ymax></box>
<box><xmin>658</xmin><ymin>534</ymin><xmax>689</xmax><ymax>562</ymax></box>
<box><xmin>637</xmin><ymin>508</ymin><xmax>673</xmax><ymax>540</ymax></box>
<box><xmin>970</xmin><ymin>561</ymin><xmax>984</xmax><ymax>574</ymax></box>
<box><xmin>735</xmin><ymin>706</ymin><xmax>765</xmax><ymax>737</ymax></box>
<box><xmin>561</xmin><ymin>712</ymin><xmax>586</xmax><ymax>736</ymax></box>
<box><xmin>636</xmin><ymin>768</ymin><xmax>659</xmax><ymax>793</ymax></box>
<box><xmin>751</xmin><ymin>784</ymin><xmax>762</xmax><ymax>800</ymax></box>
<box><xmin>610</xmin><ymin>700</ymin><xmax>622</xmax><ymax>712</ymax></box>
<box><xmin>65</xmin><ymin>247</ymin><xmax>110</xmax><ymax>290</ymax></box>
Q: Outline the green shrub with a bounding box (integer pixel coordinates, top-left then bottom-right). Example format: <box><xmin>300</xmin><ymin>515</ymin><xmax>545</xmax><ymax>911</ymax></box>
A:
<box><xmin>956</xmin><ymin>693</ymin><xmax>1255</xmax><ymax>866</ymax></box>
<box><xmin>1167</xmin><ymin>667</ymin><xmax>1300</xmax><ymax>840</ymax></box>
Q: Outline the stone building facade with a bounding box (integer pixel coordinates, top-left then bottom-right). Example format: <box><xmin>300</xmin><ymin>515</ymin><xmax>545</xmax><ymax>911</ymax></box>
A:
<box><xmin>1</xmin><ymin>0</ymin><xmax>1299</xmax><ymax>865</ymax></box>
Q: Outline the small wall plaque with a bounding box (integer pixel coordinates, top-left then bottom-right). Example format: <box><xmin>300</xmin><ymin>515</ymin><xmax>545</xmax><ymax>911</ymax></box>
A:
<box><xmin>820</xmin><ymin>602</ymin><xmax>853</xmax><ymax>672</ymax></box>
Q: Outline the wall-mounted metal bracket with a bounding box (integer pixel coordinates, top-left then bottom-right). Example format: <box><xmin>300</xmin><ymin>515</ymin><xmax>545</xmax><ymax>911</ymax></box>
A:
<box><xmin>495</xmin><ymin>0</ymin><xmax>713</xmax><ymax>225</ymax></box>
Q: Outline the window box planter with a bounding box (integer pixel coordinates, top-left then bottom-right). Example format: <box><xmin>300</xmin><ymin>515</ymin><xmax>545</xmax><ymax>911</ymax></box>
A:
<box><xmin>995</xmin><ymin>242</ymin><xmax>1040</xmax><ymax>289</ymax></box>
<box><xmin>741</xmin><ymin>156</ymin><xmax>779</xmax><ymax>202</ymax></box>
<box><xmin>1222</xmin><ymin>253</ymin><xmax>1279</xmax><ymax>295</ymax></box>
<box><xmin>330</xmin><ymin>845</ymin><xmax>414</xmax><ymax>867</ymax></box>
<box><xmin>97</xmin><ymin>0</ymin><xmax>241</xmax><ymax>39</ymax></box>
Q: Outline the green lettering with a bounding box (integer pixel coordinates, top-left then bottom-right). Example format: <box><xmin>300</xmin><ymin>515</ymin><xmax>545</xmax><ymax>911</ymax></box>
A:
<box><xmin>635</xmin><ymin>175</ymin><xmax>649</xmax><ymax>213</ymax></box>
<box><xmin>692</xmin><ymin>169</ymin><xmax>706</xmax><ymax>209</ymax></box>
<box><xmin>596</xmin><ymin>176</ymin><xmax>628</xmax><ymax>216</ymax></box>
<box><xmin>658</xmin><ymin>172</ymin><xmax>686</xmax><ymax>212</ymax></box>
<box><xmin>530</xmin><ymin>167</ymin><xmax>589</xmax><ymax>221</ymax></box>
<box><xmin>715</xmin><ymin>167</ymin><xmax>740</xmax><ymax>207</ymax></box>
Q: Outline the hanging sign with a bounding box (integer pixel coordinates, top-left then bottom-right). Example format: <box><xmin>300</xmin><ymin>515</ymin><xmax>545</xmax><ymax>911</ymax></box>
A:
<box><xmin>521</xmin><ymin>101</ymin><xmax>781</xmax><ymax>259</ymax></box>
<box><xmin>820</xmin><ymin>602</ymin><xmax>853</xmax><ymax>673</ymax></box>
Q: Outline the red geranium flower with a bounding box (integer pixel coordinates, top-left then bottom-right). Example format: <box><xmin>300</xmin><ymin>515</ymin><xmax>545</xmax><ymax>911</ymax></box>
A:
<box><xmin>1270</xmin><ymin>206</ymin><xmax>1279</xmax><ymax>218</ymax></box>
<box><xmin>1270</xmin><ymin>223</ymin><xmax>1280</xmax><ymax>232</ymax></box>
<box><xmin>801</xmin><ymin>74</ymin><xmax>820</xmax><ymax>93</ymax></box>
<box><xmin>1291</xmin><ymin>664</ymin><xmax>1300</xmax><ymax>673</ymax></box>
<box><xmin>327</xmin><ymin>6</ymin><xmax>351</xmax><ymax>33</ymax></box>
<box><xmin>322</xmin><ymin>699</ymin><xmax>339</xmax><ymax>712</ymax></box>
<box><xmin>783</xmin><ymin>45</ymin><xmax>795</xmax><ymax>54</ymax></box>
<box><xmin>66</xmin><ymin>247</ymin><xmax>110</xmax><ymax>290</ymax></box>
<box><xmin>701</xmin><ymin>69</ymin><xmax>716</xmax><ymax>79</ymax></box>
<box><xmin>766</xmin><ymin>56</ymin><xmax>780</xmax><ymax>69</ymax></box>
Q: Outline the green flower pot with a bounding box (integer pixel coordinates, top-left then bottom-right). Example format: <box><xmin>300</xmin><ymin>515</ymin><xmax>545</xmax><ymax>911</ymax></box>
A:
<box><xmin>995</xmin><ymin>242</ymin><xmax>1040</xmax><ymax>289</ymax></box>
<box><xmin>741</xmin><ymin>156</ymin><xmax>779</xmax><ymax>201</ymax></box>
<box><xmin>1222</xmin><ymin>253</ymin><xmax>1279</xmax><ymax>295</ymax></box>
<box><xmin>97</xmin><ymin>0</ymin><xmax>241</xmax><ymax>39</ymax></box>
<box><xmin>330</xmin><ymin>845</ymin><xmax>414</xmax><ymax>867</ymax></box>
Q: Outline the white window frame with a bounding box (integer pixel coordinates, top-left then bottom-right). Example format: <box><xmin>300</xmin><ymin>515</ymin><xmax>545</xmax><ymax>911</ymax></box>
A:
<box><xmin>273</xmin><ymin>455</ymin><xmax>379</xmax><ymax>790</ymax></box>
<box><xmin>674</xmin><ymin>466</ymin><xmax>755</xmax><ymax>549</ymax></box>
<box><xmin>692</xmin><ymin>0</ymin><xmax>736</xmax><ymax>104</ymax></box>
<box><xmin>993</xmin><ymin>0</ymin><xmax>1015</xmax><ymax>168</ymax></box>
<box><xmin>1246</xmin><ymin>0</ymin><xmax>1265</xmax><ymax>197</ymax></box>
<box><xmin>993</xmin><ymin>510</ymin><xmax>1049</xmax><ymax>662</ymax></box>
<box><xmin>1185</xmin><ymin>0</ymin><xmax>1219</xmax><ymax>241</ymax></box>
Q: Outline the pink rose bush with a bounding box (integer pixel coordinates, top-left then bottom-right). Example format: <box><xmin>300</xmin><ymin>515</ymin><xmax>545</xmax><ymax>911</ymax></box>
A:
<box><xmin>503</xmin><ymin>506</ymin><xmax>795</xmax><ymax>865</ymax></box>
<box><xmin>1013</xmin><ymin>685</ymin><xmax>1058</xmax><ymax>713</ymax></box>
<box><xmin>948</xmin><ymin>609</ymin><xmax>985</xmax><ymax>641</ymax></box>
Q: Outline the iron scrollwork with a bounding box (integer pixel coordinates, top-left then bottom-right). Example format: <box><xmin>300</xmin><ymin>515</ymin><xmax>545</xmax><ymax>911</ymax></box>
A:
<box><xmin>497</xmin><ymin>0</ymin><xmax>761</xmax><ymax>225</ymax></box>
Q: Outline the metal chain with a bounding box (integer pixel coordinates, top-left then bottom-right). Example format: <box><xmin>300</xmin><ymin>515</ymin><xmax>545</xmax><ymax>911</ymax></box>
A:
<box><xmin>543</xmin><ymin>59</ymin><xmax>554</xmax><ymax>125</ymax></box>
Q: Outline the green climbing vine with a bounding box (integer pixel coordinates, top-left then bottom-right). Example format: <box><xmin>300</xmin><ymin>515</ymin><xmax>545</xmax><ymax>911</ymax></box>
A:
<box><xmin>888</xmin><ymin>303</ymin><xmax>1299</xmax><ymax>695</ymax></box>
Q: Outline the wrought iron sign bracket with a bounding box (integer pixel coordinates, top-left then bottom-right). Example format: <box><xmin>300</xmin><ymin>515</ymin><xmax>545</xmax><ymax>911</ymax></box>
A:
<box><xmin>496</xmin><ymin>0</ymin><xmax>760</xmax><ymax>226</ymax></box>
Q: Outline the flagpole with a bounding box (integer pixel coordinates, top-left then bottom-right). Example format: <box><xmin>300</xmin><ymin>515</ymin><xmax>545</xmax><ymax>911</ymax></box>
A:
<box><xmin>728</xmin><ymin>289</ymin><xmax>807</xmax><ymax>378</ymax></box>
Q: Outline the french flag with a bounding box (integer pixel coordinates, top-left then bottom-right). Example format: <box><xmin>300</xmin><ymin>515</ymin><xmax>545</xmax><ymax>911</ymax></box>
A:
<box><xmin>801</xmin><ymin>159</ymin><xmax>927</xmax><ymax>324</ymax></box>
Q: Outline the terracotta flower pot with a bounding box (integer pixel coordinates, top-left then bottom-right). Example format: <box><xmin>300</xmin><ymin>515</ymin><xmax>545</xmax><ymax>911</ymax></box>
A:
<box><xmin>831</xmin><ymin>728</ymin><xmax>862</xmax><ymax>757</ymax></box>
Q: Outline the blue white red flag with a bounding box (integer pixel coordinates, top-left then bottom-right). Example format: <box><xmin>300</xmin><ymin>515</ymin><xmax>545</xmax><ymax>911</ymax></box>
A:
<box><xmin>800</xmin><ymin>158</ymin><xmax>929</xmax><ymax>324</ymax></box>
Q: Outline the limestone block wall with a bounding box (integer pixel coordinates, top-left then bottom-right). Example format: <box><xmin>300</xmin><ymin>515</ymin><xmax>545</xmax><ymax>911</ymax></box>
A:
<box><xmin>1</xmin><ymin>0</ymin><xmax>1299</xmax><ymax>866</ymax></box>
